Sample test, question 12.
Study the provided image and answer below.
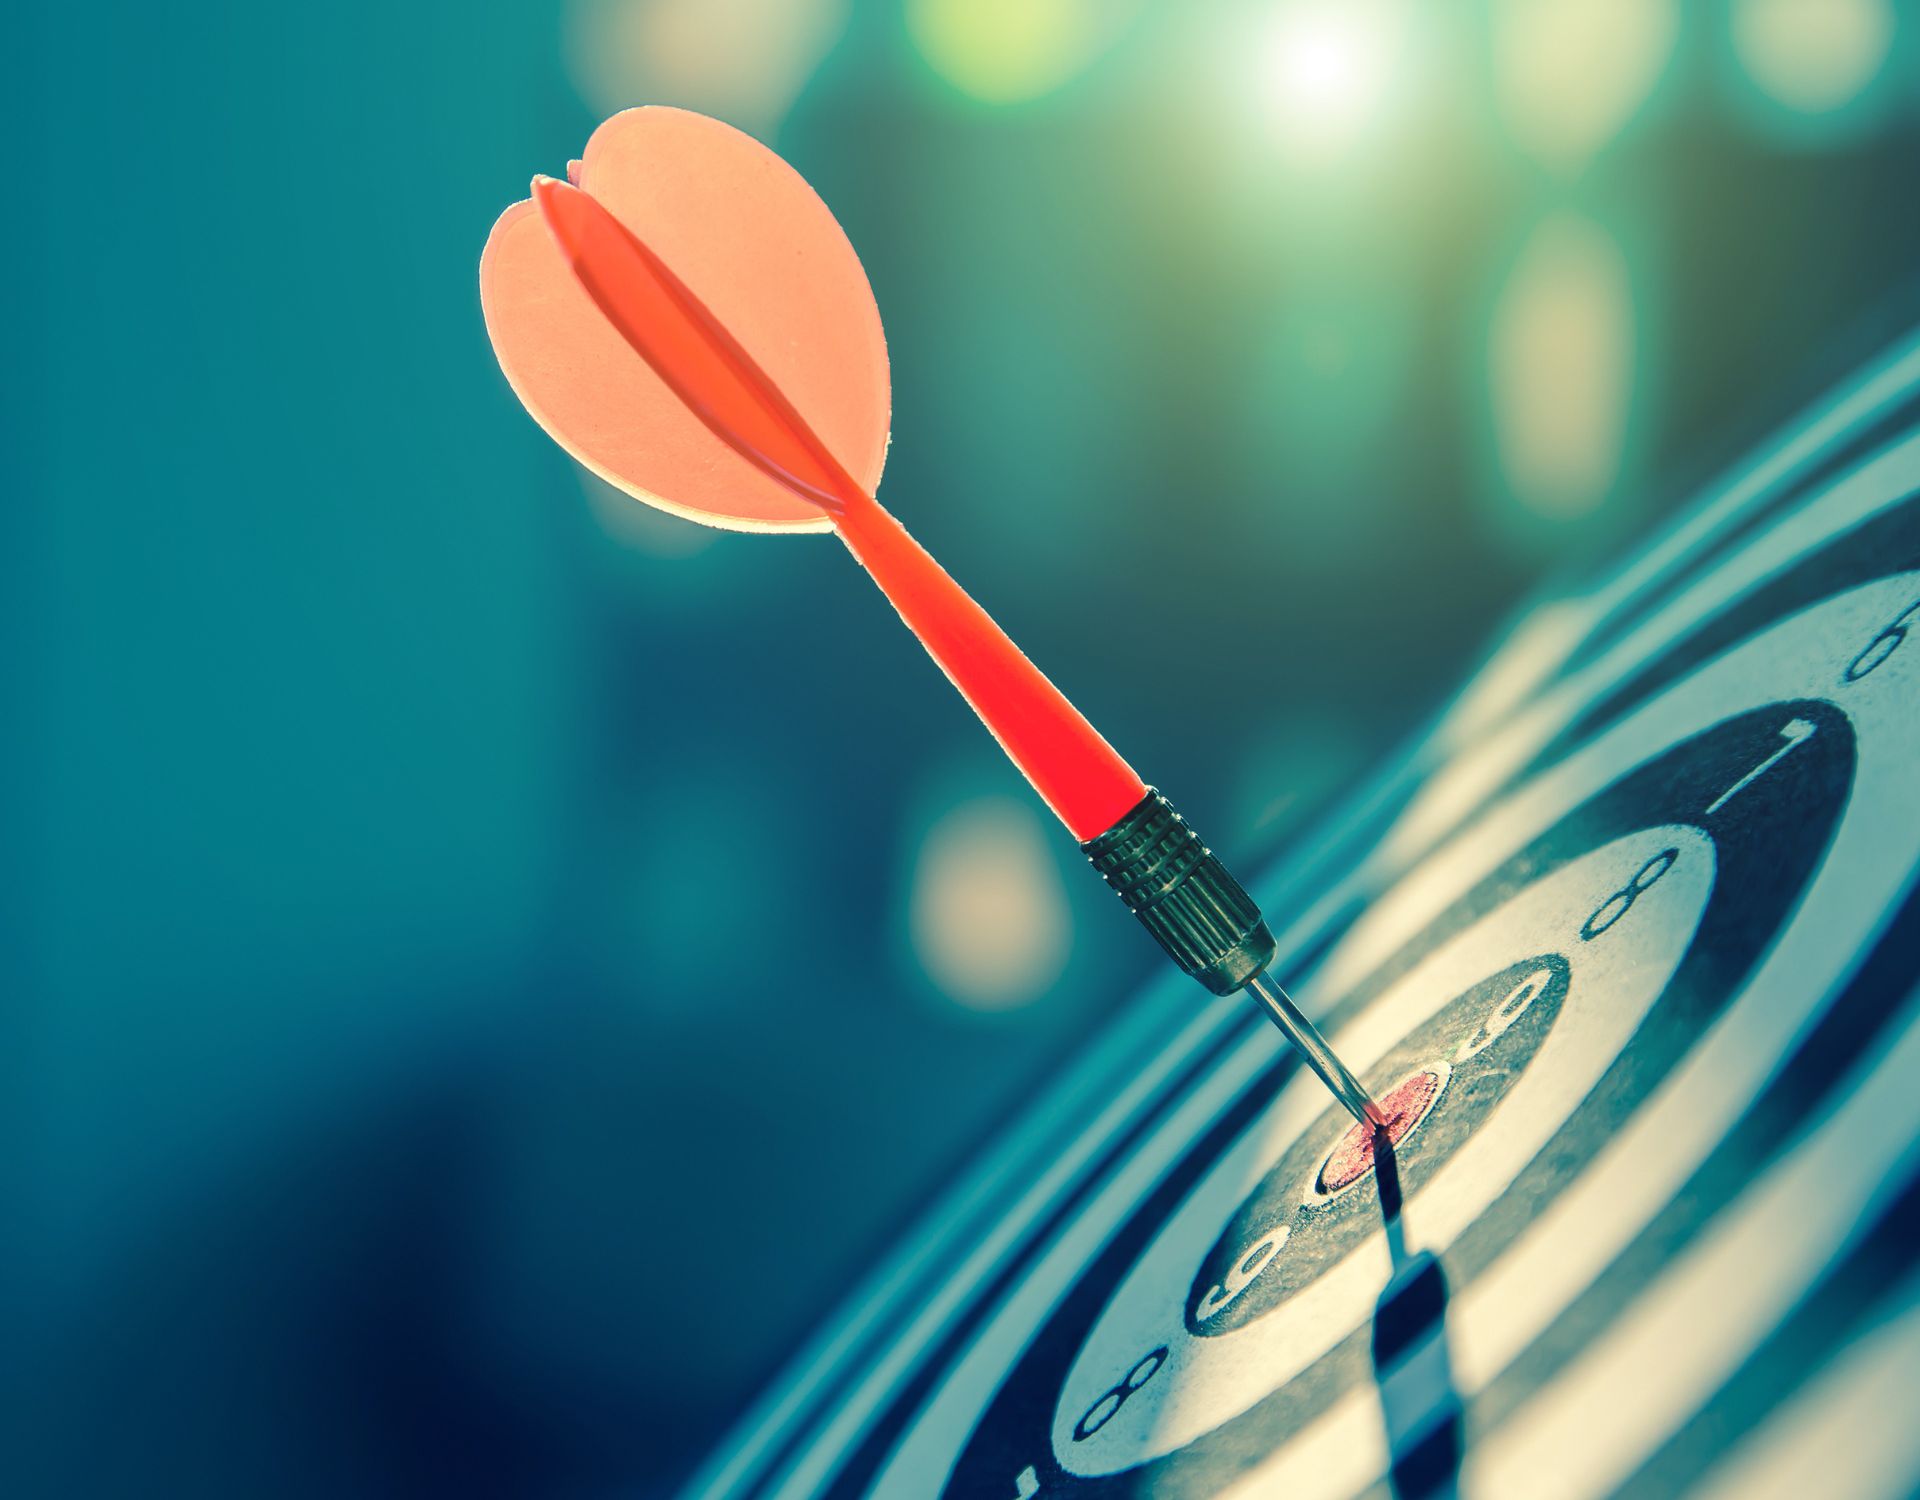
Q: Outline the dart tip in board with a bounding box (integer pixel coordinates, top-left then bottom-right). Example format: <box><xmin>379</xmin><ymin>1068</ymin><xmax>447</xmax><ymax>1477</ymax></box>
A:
<box><xmin>1318</xmin><ymin>1067</ymin><xmax>1446</xmax><ymax>1198</ymax></box>
<box><xmin>1244</xmin><ymin>970</ymin><xmax>1391</xmax><ymax>1132</ymax></box>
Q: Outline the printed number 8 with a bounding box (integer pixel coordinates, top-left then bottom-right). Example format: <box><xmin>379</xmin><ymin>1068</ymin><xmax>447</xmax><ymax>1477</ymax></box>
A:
<box><xmin>1072</xmin><ymin>1347</ymin><xmax>1168</xmax><ymax>1443</ymax></box>
<box><xmin>1581</xmin><ymin>849</ymin><xmax>1679</xmax><ymax>942</ymax></box>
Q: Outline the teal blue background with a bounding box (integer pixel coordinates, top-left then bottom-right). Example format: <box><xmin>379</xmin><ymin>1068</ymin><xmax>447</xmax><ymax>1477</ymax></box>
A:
<box><xmin>13</xmin><ymin>1</ymin><xmax>1920</xmax><ymax>1493</ymax></box>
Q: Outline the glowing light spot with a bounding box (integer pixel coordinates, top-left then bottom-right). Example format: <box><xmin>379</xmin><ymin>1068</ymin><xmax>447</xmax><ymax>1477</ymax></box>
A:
<box><xmin>910</xmin><ymin>796</ymin><xmax>1071</xmax><ymax>1011</ymax></box>
<box><xmin>579</xmin><ymin>467</ymin><xmax>715</xmax><ymax>558</ymax></box>
<box><xmin>1257</xmin><ymin>0</ymin><xmax>1411</xmax><ymax>162</ymax></box>
<box><xmin>565</xmin><ymin>0</ymin><xmax>850</xmax><ymax>137</ymax></box>
<box><xmin>1732</xmin><ymin>0</ymin><xmax>1893</xmax><ymax>115</ymax></box>
<box><xmin>1494</xmin><ymin>0</ymin><xmax>1677</xmax><ymax>170</ymax></box>
<box><xmin>1489</xmin><ymin>216</ymin><xmax>1634</xmax><ymax>522</ymax></box>
<box><xmin>908</xmin><ymin>0</ymin><xmax>1134</xmax><ymax>105</ymax></box>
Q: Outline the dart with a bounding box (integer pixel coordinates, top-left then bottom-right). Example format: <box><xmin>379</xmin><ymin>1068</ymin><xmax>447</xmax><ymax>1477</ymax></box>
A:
<box><xmin>482</xmin><ymin>108</ymin><xmax>1385</xmax><ymax>1131</ymax></box>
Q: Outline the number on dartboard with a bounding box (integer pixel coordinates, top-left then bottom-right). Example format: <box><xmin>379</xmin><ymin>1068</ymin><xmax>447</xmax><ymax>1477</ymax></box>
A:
<box><xmin>1194</xmin><ymin>1227</ymin><xmax>1290</xmax><ymax>1321</ymax></box>
<box><xmin>1072</xmin><ymin>1347</ymin><xmax>1168</xmax><ymax>1442</ymax></box>
<box><xmin>1455</xmin><ymin>966</ymin><xmax>1554</xmax><ymax>1062</ymax></box>
<box><xmin>1580</xmin><ymin>849</ymin><xmax>1680</xmax><ymax>942</ymax></box>
<box><xmin>1704</xmin><ymin>718</ymin><xmax>1817</xmax><ymax>816</ymax></box>
<box><xmin>1011</xmin><ymin>1465</ymin><xmax>1040</xmax><ymax>1499</ymax></box>
<box><xmin>1844</xmin><ymin>597</ymin><xmax>1919</xmax><ymax>682</ymax></box>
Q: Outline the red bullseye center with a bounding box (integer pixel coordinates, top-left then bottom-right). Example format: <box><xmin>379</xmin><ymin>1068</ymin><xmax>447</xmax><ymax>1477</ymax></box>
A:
<box><xmin>1316</xmin><ymin>1067</ymin><xmax>1447</xmax><ymax>1196</ymax></box>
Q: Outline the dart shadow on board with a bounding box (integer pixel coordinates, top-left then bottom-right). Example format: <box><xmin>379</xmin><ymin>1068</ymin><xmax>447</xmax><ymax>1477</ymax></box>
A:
<box><xmin>1370</xmin><ymin>1141</ymin><xmax>1465</xmax><ymax>1500</ymax></box>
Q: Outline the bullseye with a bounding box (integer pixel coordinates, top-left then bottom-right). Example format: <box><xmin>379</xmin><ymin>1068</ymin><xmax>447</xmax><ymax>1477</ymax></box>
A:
<box><xmin>1314</xmin><ymin>1065</ymin><xmax>1449</xmax><ymax>1199</ymax></box>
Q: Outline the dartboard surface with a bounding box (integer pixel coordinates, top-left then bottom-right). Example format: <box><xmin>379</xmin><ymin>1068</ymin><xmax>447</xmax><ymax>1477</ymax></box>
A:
<box><xmin>681</xmin><ymin>335</ymin><xmax>1920</xmax><ymax>1500</ymax></box>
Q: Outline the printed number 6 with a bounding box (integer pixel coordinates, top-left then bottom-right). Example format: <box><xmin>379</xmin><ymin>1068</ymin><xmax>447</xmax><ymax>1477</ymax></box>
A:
<box><xmin>1845</xmin><ymin>599</ymin><xmax>1920</xmax><ymax>683</ymax></box>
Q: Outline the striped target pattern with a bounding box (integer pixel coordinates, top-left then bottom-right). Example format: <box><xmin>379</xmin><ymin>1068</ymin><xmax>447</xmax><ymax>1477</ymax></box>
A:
<box><xmin>682</xmin><ymin>332</ymin><xmax>1920</xmax><ymax>1500</ymax></box>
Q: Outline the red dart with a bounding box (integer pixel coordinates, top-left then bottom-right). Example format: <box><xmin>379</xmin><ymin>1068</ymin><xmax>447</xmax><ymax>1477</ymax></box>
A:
<box><xmin>530</xmin><ymin>173</ymin><xmax>1146</xmax><ymax>845</ymax></box>
<box><xmin>486</xmin><ymin>112</ymin><xmax>1383</xmax><ymax>1128</ymax></box>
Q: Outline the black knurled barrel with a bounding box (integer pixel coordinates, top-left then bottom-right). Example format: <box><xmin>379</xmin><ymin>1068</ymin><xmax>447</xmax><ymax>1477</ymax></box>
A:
<box><xmin>1080</xmin><ymin>788</ymin><xmax>1276</xmax><ymax>995</ymax></box>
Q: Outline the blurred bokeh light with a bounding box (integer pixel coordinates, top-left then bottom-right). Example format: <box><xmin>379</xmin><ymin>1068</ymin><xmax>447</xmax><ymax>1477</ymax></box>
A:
<box><xmin>1487</xmin><ymin>214</ymin><xmax>1636</xmax><ymax>528</ymax></box>
<box><xmin>1493</xmin><ymin>0</ymin><xmax>1677</xmax><ymax>170</ymax></box>
<box><xmin>1256</xmin><ymin>0</ymin><xmax>1417</xmax><ymax>164</ymax></box>
<box><xmin>580</xmin><ymin>467</ymin><xmax>718</xmax><ymax>558</ymax></box>
<box><xmin>566</xmin><ymin>0</ymin><xmax>850</xmax><ymax>135</ymax></box>
<box><xmin>906</xmin><ymin>0</ymin><xmax>1139</xmax><ymax>104</ymax></box>
<box><xmin>907</xmin><ymin>792</ymin><xmax>1072</xmax><ymax>1010</ymax></box>
<box><xmin>1731</xmin><ymin>0</ymin><xmax>1896</xmax><ymax>122</ymax></box>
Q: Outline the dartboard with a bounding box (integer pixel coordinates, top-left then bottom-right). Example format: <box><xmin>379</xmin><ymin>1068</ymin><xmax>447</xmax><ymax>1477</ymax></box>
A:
<box><xmin>680</xmin><ymin>334</ymin><xmax>1920</xmax><ymax>1500</ymax></box>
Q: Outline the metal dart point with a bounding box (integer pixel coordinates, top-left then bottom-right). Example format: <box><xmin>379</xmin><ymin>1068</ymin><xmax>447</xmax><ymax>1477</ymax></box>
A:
<box><xmin>1244</xmin><ymin>969</ymin><xmax>1388</xmax><ymax>1129</ymax></box>
<box><xmin>1082</xmin><ymin>788</ymin><xmax>1387</xmax><ymax>1131</ymax></box>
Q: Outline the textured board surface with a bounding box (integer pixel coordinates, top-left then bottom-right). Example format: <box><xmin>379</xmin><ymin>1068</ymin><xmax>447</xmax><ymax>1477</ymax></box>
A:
<box><xmin>681</xmin><ymin>333</ymin><xmax>1920</xmax><ymax>1500</ymax></box>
